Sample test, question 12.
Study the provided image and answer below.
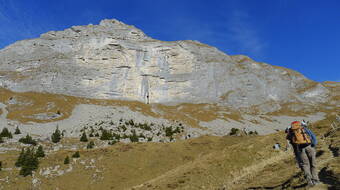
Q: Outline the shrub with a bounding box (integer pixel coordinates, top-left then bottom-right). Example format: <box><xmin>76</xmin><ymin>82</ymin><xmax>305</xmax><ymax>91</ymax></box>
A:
<box><xmin>72</xmin><ymin>151</ymin><xmax>80</xmax><ymax>158</ymax></box>
<box><xmin>0</xmin><ymin>128</ymin><xmax>12</xmax><ymax>138</ymax></box>
<box><xmin>80</xmin><ymin>132</ymin><xmax>88</xmax><ymax>142</ymax></box>
<box><xmin>165</xmin><ymin>126</ymin><xmax>174</xmax><ymax>137</ymax></box>
<box><xmin>87</xmin><ymin>141</ymin><xmax>95</xmax><ymax>149</ymax></box>
<box><xmin>229</xmin><ymin>128</ymin><xmax>240</xmax><ymax>136</ymax></box>
<box><xmin>14</xmin><ymin>126</ymin><xmax>21</xmax><ymax>135</ymax></box>
<box><xmin>147</xmin><ymin>137</ymin><xmax>153</xmax><ymax>142</ymax></box>
<box><xmin>129</xmin><ymin>130</ymin><xmax>139</xmax><ymax>142</ymax></box>
<box><xmin>0</xmin><ymin>136</ymin><xmax>3</xmax><ymax>143</ymax></box>
<box><xmin>108</xmin><ymin>140</ymin><xmax>118</xmax><ymax>145</ymax></box>
<box><xmin>64</xmin><ymin>156</ymin><xmax>70</xmax><ymax>164</ymax></box>
<box><xmin>15</xmin><ymin>148</ymin><xmax>25</xmax><ymax>167</ymax></box>
<box><xmin>35</xmin><ymin>145</ymin><xmax>45</xmax><ymax>158</ymax></box>
<box><xmin>100</xmin><ymin>130</ymin><xmax>113</xmax><ymax>140</ymax></box>
<box><xmin>51</xmin><ymin>127</ymin><xmax>62</xmax><ymax>143</ymax></box>
<box><xmin>0</xmin><ymin>161</ymin><xmax>2</xmax><ymax>171</ymax></box>
<box><xmin>19</xmin><ymin>134</ymin><xmax>37</xmax><ymax>146</ymax></box>
<box><xmin>17</xmin><ymin>148</ymin><xmax>39</xmax><ymax>177</ymax></box>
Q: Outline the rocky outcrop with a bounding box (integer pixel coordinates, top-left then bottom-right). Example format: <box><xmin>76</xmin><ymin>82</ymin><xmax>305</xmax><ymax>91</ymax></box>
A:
<box><xmin>0</xmin><ymin>19</ymin><xmax>332</xmax><ymax>108</ymax></box>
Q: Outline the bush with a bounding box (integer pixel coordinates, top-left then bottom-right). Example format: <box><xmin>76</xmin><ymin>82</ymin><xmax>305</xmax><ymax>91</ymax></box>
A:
<box><xmin>80</xmin><ymin>132</ymin><xmax>88</xmax><ymax>142</ymax></box>
<box><xmin>0</xmin><ymin>161</ymin><xmax>2</xmax><ymax>171</ymax></box>
<box><xmin>108</xmin><ymin>140</ymin><xmax>118</xmax><ymax>145</ymax></box>
<box><xmin>165</xmin><ymin>126</ymin><xmax>174</xmax><ymax>137</ymax></box>
<box><xmin>64</xmin><ymin>156</ymin><xmax>70</xmax><ymax>164</ymax></box>
<box><xmin>19</xmin><ymin>134</ymin><xmax>37</xmax><ymax>146</ymax></box>
<box><xmin>229</xmin><ymin>128</ymin><xmax>240</xmax><ymax>136</ymax></box>
<box><xmin>100</xmin><ymin>130</ymin><xmax>113</xmax><ymax>140</ymax></box>
<box><xmin>0</xmin><ymin>136</ymin><xmax>3</xmax><ymax>143</ymax></box>
<box><xmin>16</xmin><ymin>148</ymin><xmax>39</xmax><ymax>177</ymax></box>
<box><xmin>51</xmin><ymin>127</ymin><xmax>62</xmax><ymax>143</ymax></box>
<box><xmin>72</xmin><ymin>151</ymin><xmax>80</xmax><ymax>158</ymax></box>
<box><xmin>129</xmin><ymin>130</ymin><xmax>139</xmax><ymax>142</ymax></box>
<box><xmin>87</xmin><ymin>141</ymin><xmax>95</xmax><ymax>149</ymax></box>
<box><xmin>35</xmin><ymin>145</ymin><xmax>45</xmax><ymax>158</ymax></box>
<box><xmin>0</xmin><ymin>128</ymin><xmax>12</xmax><ymax>138</ymax></box>
<box><xmin>14</xmin><ymin>126</ymin><xmax>21</xmax><ymax>135</ymax></box>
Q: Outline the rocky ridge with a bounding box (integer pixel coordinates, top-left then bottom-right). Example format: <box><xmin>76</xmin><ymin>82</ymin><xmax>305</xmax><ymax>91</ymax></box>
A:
<box><xmin>0</xmin><ymin>19</ymin><xmax>334</xmax><ymax>110</ymax></box>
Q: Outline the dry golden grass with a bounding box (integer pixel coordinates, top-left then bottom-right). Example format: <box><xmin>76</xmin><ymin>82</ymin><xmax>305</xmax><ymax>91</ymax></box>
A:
<box><xmin>0</xmin><ymin>110</ymin><xmax>339</xmax><ymax>190</ymax></box>
<box><xmin>0</xmin><ymin>88</ymin><xmax>245</xmax><ymax>128</ymax></box>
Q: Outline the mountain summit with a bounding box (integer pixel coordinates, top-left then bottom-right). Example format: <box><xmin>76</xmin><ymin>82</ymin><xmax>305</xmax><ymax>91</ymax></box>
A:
<box><xmin>0</xmin><ymin>19</ymin><xmax>333</xmax><ymax>110</ymax></box>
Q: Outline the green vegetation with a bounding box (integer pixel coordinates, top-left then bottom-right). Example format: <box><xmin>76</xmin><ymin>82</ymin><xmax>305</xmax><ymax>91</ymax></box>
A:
<box><xmin>108</xmin><ymin>139</ymin><xmax>118</xmax><ymax>145</ymax></box>
<box><xmin>16</xmin><ymin>148</ymin><xmax>39</xmax><ymax>176</ymax></box>
<box><xmin>19</xmin><ymin>134</ymin><xmax>37</xmax><ymax>146</ymax></box>
<box><xmin>35</xmin><ymin>145</ymin><xmax>45</xmax><ymax>158</ymax></box>
<box><xmin>80</xmin><ymin>131</ymin><xmax>88</xmax><ymax>142</ymax></box>
<box><xmin>64</xmin><ymin>156</ymin><xmax>70</xmax><ymax>164</ymax></box>
<box><xmin>87</xmin><ymin>141</ymin><xmax>95</xmax><ymax>149</ymax></box>
<box><xmin>129</xmin><ymin>130</ymin><xmax>139</xmax><ymax>142</ymax></box>
<box><xmin>0</xmin><ymin>136</ymin><xmax>3</xmax><ymax>143</ymax></box>
<box><xmin>72</xmin><ymin>151</ymin><xmax>80</xmax><ymax>158</ymax></box>
<box><xmin>0</xmin><ymin>127</ymin><xmax>13</xmax><ymax>138</ymax></box>
<box><xmin>14</xmin><ymin>126</ymin><xmax>21</xmax><ymax>134</ymax></box>
<box><xmin>229</xmin><ymin>128</ymin><xmax>240</xmax><ymax>136</ymax></box>
<box><xmin>51</xmin><ymin>126</ymin><xmax>62</xmax><ymax>143</ymax></box>
<box><xmin>100</xmin><ymin>129</ymin><xmax>113</xmax><ymax>140</ymax></box>
<box><xmin>0</xmin><ymin>161</ymin><xmax>2</xmax><ymax>171</ymax></box>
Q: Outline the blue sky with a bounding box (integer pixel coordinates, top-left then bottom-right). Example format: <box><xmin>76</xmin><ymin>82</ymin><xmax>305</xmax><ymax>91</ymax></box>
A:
<box><xmin>0</xmin><ymin>0</ymin><xmax>339</xmax><ymax>82</ymax></box>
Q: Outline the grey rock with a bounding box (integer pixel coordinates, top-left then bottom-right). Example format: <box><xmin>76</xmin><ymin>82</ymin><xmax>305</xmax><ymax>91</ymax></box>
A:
<box><xmin>0</xmin><ymin>19</ymin><xmax>333</xmax><ymax>109</ymax></box>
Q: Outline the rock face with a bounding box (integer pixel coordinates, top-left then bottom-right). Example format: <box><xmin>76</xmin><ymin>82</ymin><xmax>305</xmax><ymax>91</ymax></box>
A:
<box><xmin>0</xmin><ymin>19</ymin><xmax>331</xmax><ymax>108</ymax></box>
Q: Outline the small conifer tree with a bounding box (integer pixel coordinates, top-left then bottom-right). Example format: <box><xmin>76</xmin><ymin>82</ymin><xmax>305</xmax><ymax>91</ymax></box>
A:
<box><xmin>64</xmin><ymin>156</ymin><xmax>70</xmax><ymax>164</ymax></box>
<box><xmin>100</xmin><ymin>129</ymin><xmax>113</xmax><ymax>140</ymax></box>
<box><xmin>51</xmin><ymin>126</ymin><xmax>62</xmax><ymax>143</ymax></box>
<box><xmin>35</xmin><ymin>145</ymin><xmax>45</xmax><ymax>158</ymax></box>
<box><xmin>0</xmin><ymin>127</ymin><xmax>13</xmax><ymax>138</ymax></box>
<box><xmin>86</xmin><ymin>141</ymin><xmax>95</xmax><ymax>149</ymax></box>
<box><xmin>72</xmin><ymin>151</ymin><xmax>80</xmax><ymax>158</ymax></box>
<box><xmin>80</xmin><ymin>132</ymin><xmax>88</xmax><ymax>142</ymax></box>
<box><xmin>19</xmin><ymin>148</ymin><xmax>39</xmax><ymax>176</ymax></box>
<box><xmin>129</xmin><ymin>130</ymin><xmax>139</xmax><ymax>142</ymax></box>
<box><xmin>14</xmin><ymin>126</ymin><xmax>21</xmax><ymax>135</ymax></box>
<box><xmin>18</xmin><ymin>134</ymin><xmax>37</xmax><ymax>146</ymax></box>
<box><xmin>15</xmin><ymin>148</ymin><xmax>25</xmax><ymax>167</ymax></box>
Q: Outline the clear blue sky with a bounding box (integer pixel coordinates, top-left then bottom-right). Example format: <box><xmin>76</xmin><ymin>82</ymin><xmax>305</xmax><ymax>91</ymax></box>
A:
<box><xmin>0</xmin><ymin>0</ymin><xmax>339</xmax><ymax>82</ymax></box>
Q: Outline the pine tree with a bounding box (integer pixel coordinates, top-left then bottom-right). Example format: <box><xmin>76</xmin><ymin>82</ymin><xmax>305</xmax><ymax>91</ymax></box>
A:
<box><xmin>19</xmin><ymin>148</ymin><xmax>39</xmax><ymax>177</ymax></box>
<box><xmin>51</xmin><ymin>126</ymin><xmax>62</xmax><ymax>143</ymax></box>
<box><xmin>72</xmin><ymin>151</ymin><xmax>80</xmax><ymax>158</ymax></box>
<box><xmin>19</xmin><ymin>134</ymin><xmax>37</xmax><ymax>146</ymax></box>
<box><xmin>35</xmin><ymin>145</ymin><xmax>45</xmax><ymax>158</ymax></box>
<box><xmin>15</xmin><ymin>148</ymin><xmax>25</xmax><ymax>167</ymax></box>
<box><xmin>86</xmin><ymin>141</ymin><xmax>95</xmax><ymax>149</ymax></box>
<box><xmin>14</xmin><ymin>126</ymin><xmax>21</xmax><ymax>134</ymax></box>
<box><xmin>80</xmin><ymin>132</ymin><xmax>88</xmax><ymax>142</ymax></box>
<box><xmin>100</xmin><ymin>129</ymin><xmax>113</xmax><ymax>140</ymax></box>
<box><xmin>0</xmin><ymin>127</ymin><xmax>12</xmax><ymax>138</ymax></box>
<box><xmin>64</xmin><ymin>156</ymin><xmax>70</xmax><ymax>164</ymax></box>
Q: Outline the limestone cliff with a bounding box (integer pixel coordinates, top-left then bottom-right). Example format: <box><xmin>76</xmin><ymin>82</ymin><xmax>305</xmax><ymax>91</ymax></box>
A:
<box><xmin>0</xmin><ymin>19</ymin><xmax>332</xmax><ymax>108</ymax></box>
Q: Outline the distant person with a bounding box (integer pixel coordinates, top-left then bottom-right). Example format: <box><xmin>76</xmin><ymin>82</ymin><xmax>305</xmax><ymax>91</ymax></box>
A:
<box><xmin>286</xmin><ymin>121</ymin><xmax>319</xmax><ymax>186</ymax></box>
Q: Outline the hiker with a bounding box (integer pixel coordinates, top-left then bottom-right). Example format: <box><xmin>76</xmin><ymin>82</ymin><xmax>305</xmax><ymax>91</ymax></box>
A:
<box><xmin>285</xmin><ymin>126</ymin><xmax>303</xmax><ymax>169</ymax></box>
<box><xmin>286</xmin><ymin>121</ymin><xmax>320</xmax><ymax>186</ymax></box>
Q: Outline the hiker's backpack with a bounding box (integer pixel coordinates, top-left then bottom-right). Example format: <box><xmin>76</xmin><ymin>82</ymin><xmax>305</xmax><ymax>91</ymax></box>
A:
<box><xmin>290</xmin><ymin>121</ymin><xmax>311</xmax><ymax>144</ymax></box>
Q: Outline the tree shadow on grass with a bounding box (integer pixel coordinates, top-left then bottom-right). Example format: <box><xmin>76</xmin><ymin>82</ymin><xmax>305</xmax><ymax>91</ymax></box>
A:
<box><xmin>319</xmin><ymin>167</ymin><xmax>340</xmax><ymax>190</ymax></box>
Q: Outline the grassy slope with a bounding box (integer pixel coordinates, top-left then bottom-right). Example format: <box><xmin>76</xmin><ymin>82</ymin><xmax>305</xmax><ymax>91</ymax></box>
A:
<box><xmin>0</xmin><ymin>113</ymin><xmax>339</xmax><ymax>190</ymax></box>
